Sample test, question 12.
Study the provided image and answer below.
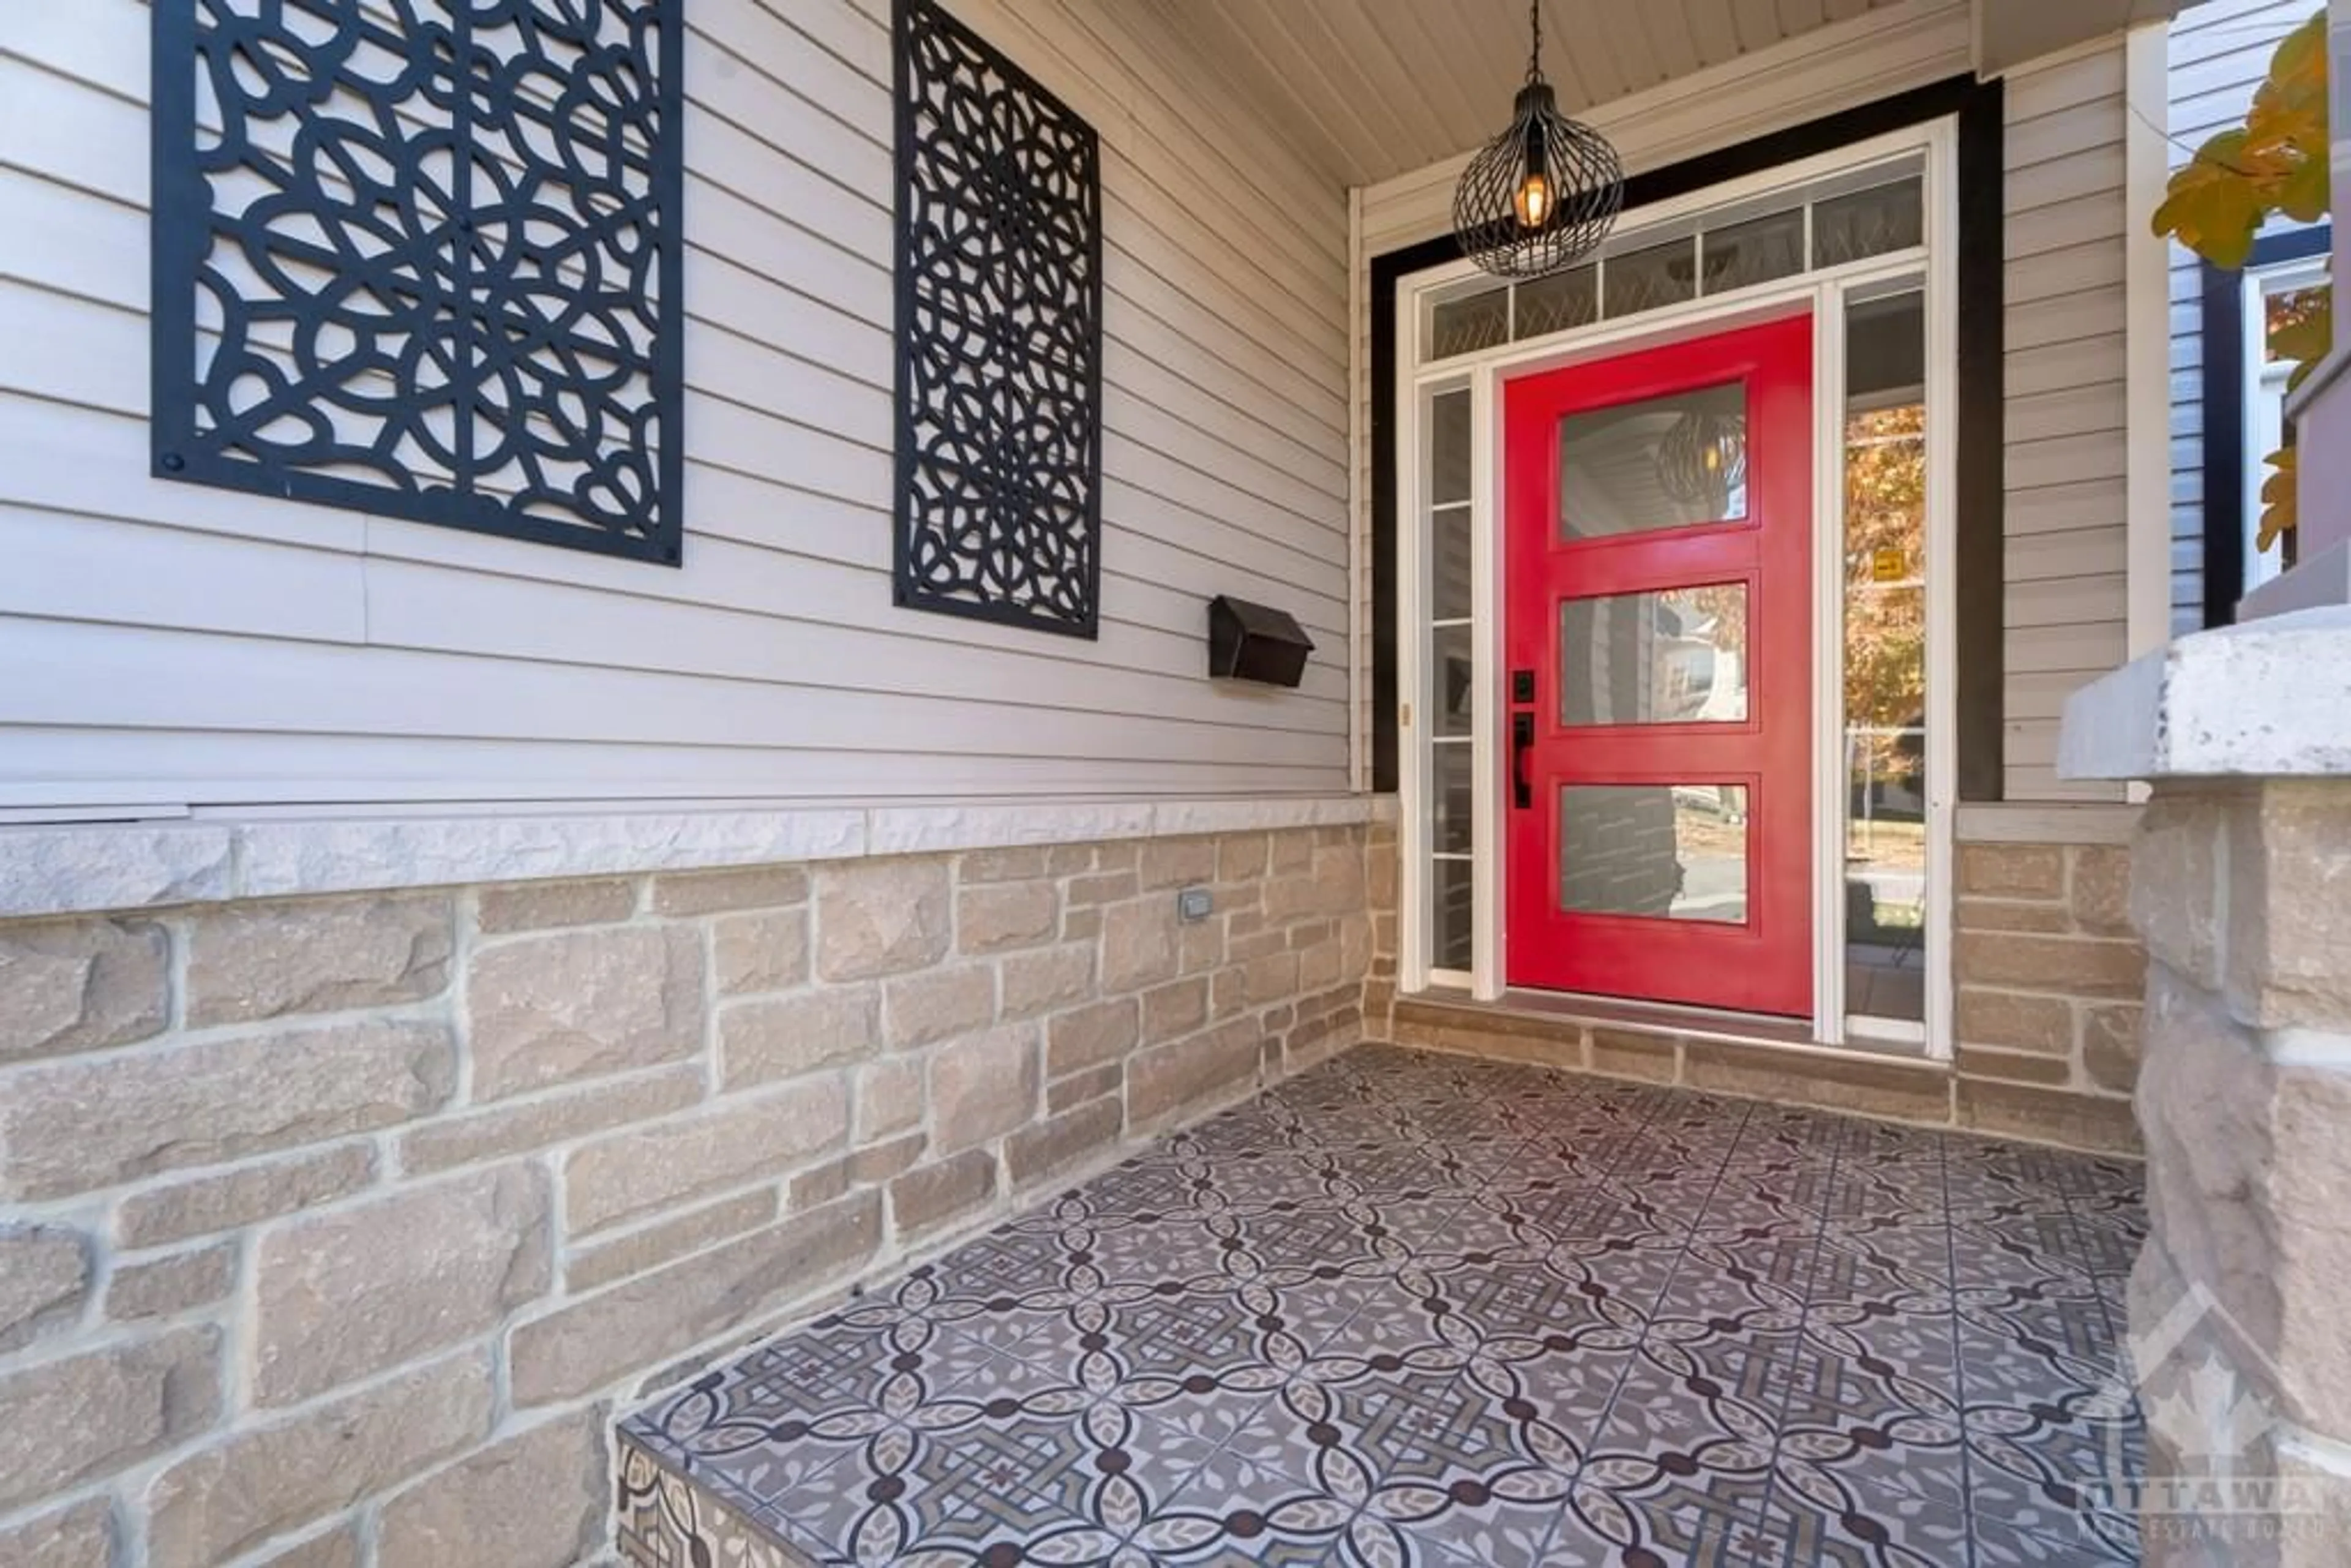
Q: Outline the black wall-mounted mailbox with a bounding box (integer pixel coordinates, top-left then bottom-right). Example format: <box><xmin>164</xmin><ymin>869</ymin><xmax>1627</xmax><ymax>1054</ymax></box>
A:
<box><xmin>1207</xmin><ymin>595</ymin><xmax>1315</xmax><ymax>688</ymax></box>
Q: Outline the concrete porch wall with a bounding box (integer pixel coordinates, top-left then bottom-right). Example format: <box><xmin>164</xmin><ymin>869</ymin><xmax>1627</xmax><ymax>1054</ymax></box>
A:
<box><xmin>0</xmin><ymin>819</ymin><xmax>1376</xmax><ymax>1565</ymax></box>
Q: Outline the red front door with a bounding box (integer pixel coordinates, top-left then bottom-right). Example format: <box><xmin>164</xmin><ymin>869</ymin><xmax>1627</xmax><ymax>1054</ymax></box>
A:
<box><xmin>1502</xmin><ymin>315</ymin><xmax>1813</xmax><ymax>1016</ymax></box>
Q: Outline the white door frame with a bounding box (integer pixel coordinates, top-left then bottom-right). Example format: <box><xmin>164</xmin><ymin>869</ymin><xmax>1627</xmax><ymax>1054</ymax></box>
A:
<box><xmin>1392</xmin><ymin>121</ymin><xmax>1958</xmax><ymax>1059</ymax></box>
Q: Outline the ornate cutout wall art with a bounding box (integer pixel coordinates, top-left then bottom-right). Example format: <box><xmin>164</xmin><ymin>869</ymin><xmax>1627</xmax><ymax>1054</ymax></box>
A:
<box><xmin>151</xmin><ymin>1</ymin><xmax>686</xmax><ymax>563</ymax></box>
<box><xmin>893</xmin><ymin>0</ymin><xmax>1104</xmax><ymax>637</ymax></box>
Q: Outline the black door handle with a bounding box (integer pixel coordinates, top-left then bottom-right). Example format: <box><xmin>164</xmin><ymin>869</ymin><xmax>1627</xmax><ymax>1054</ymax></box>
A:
<box><xmin>1512</xmin><ymin>713</ymin><xmax>1534</xmax><ymax>809</ymax></box>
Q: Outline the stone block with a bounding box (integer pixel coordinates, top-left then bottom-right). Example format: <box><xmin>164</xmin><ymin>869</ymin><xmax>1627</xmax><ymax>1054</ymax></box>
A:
<box><xmin>959</xmin><ymin>846</ymin><xmax>1048</xmax><ymax>883</ymax></box>
<box><xmin>468</xmin><ymin>926</ymin><xmax>703</xmax><ymax>1101</ymax></box>
<box><xmin>1046</xmin><ymin>998</ymin><xmax>1138</xmax><ymax>1078</ymax></box>
<box><xmin>1000</xmin><ymin>944</ymin><xmax>1094</xmax><ymax>1019</ymax></box>
<box><xmin>1954</xmin><ymin>988</ymin><xmax>2075</xmax><ymax>1054</ymax></box>
<box><xmin>0</xmin><ymin>916</ymin><xmax>168</xmax><ymax>1063</ymax></box>
<box><xmin>0</xmin><ymin>1327</ymin><xmax>219</xmax><ymax>1512</ymax></box>
<box><xmin>1954</xmin><ymin>1046</ymin><xmax>2073</xmax><ymax>1086</ymax></box>
<box><xmin>815</xmin><ymin>859</ymin><xmax>951</xmax><ymax>980</ymax></box>
<box><xmin>650</xmin><ymin>865</ymin><xmax>808</xmax><ymax>917</ymax></box>
<box><xmin>712</xmin><ymin>908</ymin><xmax>810</xmax><ymax>996</ymax></box>
<box><xmin>187</xmin><ymin>893</ymin><xmax>452</xmax><ymax>1027</ymax></box>
<box><xmin>1954</xmin><ymin>931</ymin><xmax>2145</xmax><ymax>999</ymax></box>
<box><xmin>0</xmin><ymin>1499</ymin><xmax>114</xmax><ymax>1566</ymax></box>
<box><xmin>1588</xmin><ymin>1028</ymin><xmax>1674</xmax><ymax>1082</ymax></box>
<box><xmin>1101</xmin><ymin>900</ymin><xmax>1177</xmax><ymax>993</ymax></box>
<box><xmin>1177</xmin><ymin>921</ymin><xmax>1224</xmax><ymax>977</ymax></box>
<box><xmin>1239</xmin><ymin>950</ymin><xmax>1302</xmax><ymax>1006</ymax></box>
<box><xmin>1218</xmin><ymin>833</ymin><xmax>1269</xmax><ymax>880</ymax></box>
<box><xmin>0</xmin><ymin>1225</ymin><xmax>88</xmax><ymax>1354</ymax></box>
<box><xmin>377</xmin><ymin>1409</ymin><xmax>607</xmax><ymax>1568</ymax></box>
<box><xmin>2133</xmin><ymin>792</ymin><xmax>2225</xmax><ymax>989</ymax></box>
<box><xmin>146</xmin><ymin>1351</ymin><xmax>492</xmax><ymax>1568</ymax></box>
<box><xmin>400</xmin><ymin>1066</ymin><xmax>703</xmax><ymax>1175</ymax></box>
<box><xmin>1048</xmin><ymin>844</ymin><xmax>1096</xmax><ymax>876</ymax></box>
<box><xmin>890</xmin><ymin>1149</ymin><xmax>998</xmax><ymax>1240</ymax></box>
<box><xmin>1684</xmin><ymin>1040</ymin><xmax>1952</xmax><ymax>1125</ymax></box>
<box><xmin>849</xmin><ymin>1131</ymin><xmax>928</xmax><ymax>1185</ymax></box>
<box><xmin>509</xmin><ymin>1191</ymin><xmax>883</xmax><ymax>1406</ymax></box>
<box><xmin>253</xmin><ymin>1165</ymin><xmax>551</xmax><ymax>1405</ymax></box>
<box><xmin>2069</xmin><ymin>845</ymin><xmax>2133</xmax><ymax>937</ymax></box>
<box><xmin>1062</xmin><ymin>906</ymin><xmax>1103</xmax><ymax>942</ymax></box>
<box><xmin>1129</xmin><ymin>1021</ymin><xmax>1259</xmax><ymax>1130</ymax></box>
<box><xmin>1955</xmin><ymin>1078</ymin><xmax>2139</xmax><ymax>1153</ymax></box>
<box><xmin>1957</xmin><ymin>843</ymin><xmax>2064</xmax><ymax>898</ymax></box>
<box><xmin>883</xmin><ymin>966</ymin><xmax>996</xmax><ymax>1051</ymax></box>
<box><xmin>1264</xmin><ymin>849</ymin><xmax>1367</xmax><ymax>923</ymax></box>
<box><xmin>1269</xmin><ymin>831</ymin><xmax>1313</xmax><ymax>873</ymax></box>
<box><xmin>2082</xmin><ymin>1003</ymin><xmax>2142</xmax><ymax>1093</ymax></box>
<box><xmin>1067</xmin><ymin>871</ymin><xmax>1138</xmax><ymax>909</ymax></box>
<box><xmin>116</xmin><ymin>1144</ymin><xmax>377</xmax><ymax>1248</ymax></box>
<box><xmin>565</xmin><ymin>1078</ymin><xmax>848</xmax><ymax>1235</ymax></box>
<box><xmin>476</xmin><ymin>876</ymin><xmax>639</xmax><ymax>934</ymax></box>
<box><xmin>1141</xmin><ymin>977</ymin><xmax>1209</xmax><ymax>1046</ymax></box>
<box><xmin>1955</xmin><ymin>898</ymin><xmax>2071</xmax><ymax>934</ymax></box>
<box><xmin>956</xmin><ymin>882</ymin><xmax>1059</xmax><ymax>955</ymax></box>
<box><xmin>0</xmin><ymin>1021</ymin><xmax>452</xmax><ymax>1202</ymax></box>
<box><xmin>1139</xmin><ymin>837</ymin><xmax>1218</xmax><ymax>890</ymax></box>
<box><xmin>931</xmin><ymin>1024</ymin><xmax>1040</xmax><ymax>1153</ymax></box>
<box><xmin>1006</xmin><ymin>1097</ymin><xmax>1123</xmax><ymax>1190</ymax></box>
<box><xmin>856</xmin><ymin>1056</ymin><xmax>926</xmax><ymax>1141</ymax></box>
<box><xmin>721</xmin><ymin>985</ymin><xmax>880</xmax><ymax>1089</ymax></box>
<box><xmin>2229</xmin><ymin>781</ymin><xmax>2351</xmax><ymax>1030</ymax></box>
<box><xmin>106</xmin><ymin>1242</ymin><xmax>236</xmax><ymax>1322</ymax></box>
<box><xmin>1047</xmin><ymin>1061</ymin><xmax>1122</xmax><ymax>1114</ymax></box>
<box><xmin>568</xmin><ymin>1189</ymin><xmax>779</xmax><ymax>1294</ymax></box>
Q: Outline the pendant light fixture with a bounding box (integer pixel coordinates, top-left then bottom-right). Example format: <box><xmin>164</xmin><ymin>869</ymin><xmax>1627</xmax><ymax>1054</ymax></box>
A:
<box><xmin>1453</xmin><ymin>0</ymin><xmax>1624</xmax><ymax>279</ymax></box>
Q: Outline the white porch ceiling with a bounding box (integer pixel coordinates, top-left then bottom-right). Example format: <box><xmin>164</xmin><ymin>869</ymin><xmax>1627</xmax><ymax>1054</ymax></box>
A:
<box><xmin>1132</xmin><ymin>0</ymin><xmax>2216</xmax><ymax>190</ymax></box>
<box><xmin>1130</xmin><ymin>0</ymin><xmax>1914</xmax><ymax>188</ymax></box>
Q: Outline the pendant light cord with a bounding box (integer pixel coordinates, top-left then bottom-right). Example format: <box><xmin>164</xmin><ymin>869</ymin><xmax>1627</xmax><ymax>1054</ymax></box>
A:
<box><xmin>1525</xmin><ymin>0</ymin><xmax>1543</xmax><ymax>85</ymax></box>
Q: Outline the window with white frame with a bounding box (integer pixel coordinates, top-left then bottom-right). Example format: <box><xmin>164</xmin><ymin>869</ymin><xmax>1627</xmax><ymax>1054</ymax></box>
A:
<box><xmin>2240</xmin><ymin>251</ymin><xmax>2330</xmax><ymax>595</ymax></box>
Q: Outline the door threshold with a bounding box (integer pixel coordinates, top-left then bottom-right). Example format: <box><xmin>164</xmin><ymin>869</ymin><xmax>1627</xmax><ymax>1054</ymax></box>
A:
<box><xmin>1401</xmin><ymin>986</ymin><xmax>1931</xmax><ymax>1063</ymax></box>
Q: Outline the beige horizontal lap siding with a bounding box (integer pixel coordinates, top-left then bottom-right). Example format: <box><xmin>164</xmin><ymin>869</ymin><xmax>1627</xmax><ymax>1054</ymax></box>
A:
<box><xmin>2164</xmin><ymin>0</ymin><xmax>2326</xmax><ymax>636</ymax></box>
<box><xmin>0</xmin><ymin>0</ymin><xmax>1350</xmax><ymax>812</ymax></box>
<box><xmin>2003</xmin><ymin>44</ymin><xmax>2131</xmax><ymax>804</ymax></box>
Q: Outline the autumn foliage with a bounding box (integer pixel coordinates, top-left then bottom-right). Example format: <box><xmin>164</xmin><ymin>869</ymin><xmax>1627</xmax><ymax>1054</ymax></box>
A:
<box><xmin>2151</xmin><ymin>9</ymin><xmax>2330</xmax><ymax>549</ymax></box>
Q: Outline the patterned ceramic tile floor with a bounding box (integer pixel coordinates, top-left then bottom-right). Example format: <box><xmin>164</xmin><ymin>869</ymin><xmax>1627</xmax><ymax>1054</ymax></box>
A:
<box><xmin>617</xmin><ymin>1045</ymin><xmax>2147</xmax><ymax>1567</ymax></box>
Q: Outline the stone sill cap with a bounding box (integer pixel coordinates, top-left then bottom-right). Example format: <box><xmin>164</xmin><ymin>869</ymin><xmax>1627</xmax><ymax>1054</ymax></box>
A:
<box><xmin>2058</xmin><ymin>606</ymin><xmax>2351</xmax><ymax>782</ymax></box>
<box><xmin>0</xmin><ymin>792</ymin><xmax>1398</xmax><ymax>923</ymax></box>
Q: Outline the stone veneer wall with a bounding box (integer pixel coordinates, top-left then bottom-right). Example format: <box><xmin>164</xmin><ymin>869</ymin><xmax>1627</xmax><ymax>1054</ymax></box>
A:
<box><xmin>2127</xmin><ymin>781</ymin><xmax>2351</xmax><ymax>1562</ymax></box>
<box><xmin>1951</xmin><ymin>838</ymin><xmax>2147</xmax><ymax>1152</ymax></box>
<box><xmin>0</xmin><ymin>825</ymin><xmax>1372</xmax><ymax>1567</ymax></box>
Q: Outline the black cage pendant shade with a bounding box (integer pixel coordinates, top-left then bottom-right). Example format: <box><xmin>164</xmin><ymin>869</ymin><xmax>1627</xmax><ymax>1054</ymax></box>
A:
<box><xmin>1453</xmin><ymin>0</ymin><xmax>1624</xmax><ymax>279</ymax></box>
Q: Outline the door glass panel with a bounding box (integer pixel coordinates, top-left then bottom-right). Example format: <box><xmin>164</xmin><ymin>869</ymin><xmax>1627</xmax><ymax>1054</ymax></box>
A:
<box><xmin>1433</xmin><ymin>857</ymin><xmax>1474</xmax><ymax>970</ymax></box>
<box><xmin>1559</xmin><ymin>381</ymin><xmax>1747</xmax><ymax>538</ymax></box>
<box><xmin>1813</xmin><ymin>176</ymin><xmax>1924</xmax><ymax>268</ymax></box>
<box><xmin>1701</xmin><ymin>208</ymin><xmax>1805</xmax><ymax>294</ymax></box>
<box><xmin>1842</xmin><ymin>288</ymin><xmax>1928</xmax><ymax>1024</ymax></box>
<box><xmin>1559</xmin><ymin>584</ymin><xmax>1747</xmax><ymax>725</ymax></box>
<box><xmin>1432</xmin><ymin>623</ymin><xmax>1473</xmax><ymax>737</ymax></box>
<box><xmin>1433</xmin><ymin>741</ymin><xmax>1472</xmax><ymax>855</ymax></box>
<box><xmin>1429</xmin><ymin>389</ymin><xmax>1471</xmax><ymax>505</ymax></box>
<box><xmin>1603</xmin><ymin>238</ymin><xmax>1698</xmax><ymax>317</ymax></box>
<box><xmin>1561</xmin><ymin>784</ymin><xmax>1749</xmax><ymax>923</ymax></box>
<box><xmin>1427</xmin><ymin>285</ymin><xmax>1510</xmax><ymax>361</ymax></box>
<box><xmin>1513</xmin><ymin>265</ymin><xmax>1597</xmax><ymax>339</ymax></box>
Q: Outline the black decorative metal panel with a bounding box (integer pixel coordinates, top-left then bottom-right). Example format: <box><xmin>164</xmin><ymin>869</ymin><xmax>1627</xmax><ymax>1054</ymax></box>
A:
<box><xmin>893</xmin><ymin>0</ymin><xmax>1103</xmax><ymax>638</ymax></box>
<box><xmin>150</xmin><ymin>1</ymin><xmax>686</xmax><ymax>564</ymax></box>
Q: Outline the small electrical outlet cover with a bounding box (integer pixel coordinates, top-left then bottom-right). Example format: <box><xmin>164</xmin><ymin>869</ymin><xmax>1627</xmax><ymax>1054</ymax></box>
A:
<box><xmin>1177</xmin><ymin>886</ymin><xmax>1213</xmax><ymax>923</ymax></box>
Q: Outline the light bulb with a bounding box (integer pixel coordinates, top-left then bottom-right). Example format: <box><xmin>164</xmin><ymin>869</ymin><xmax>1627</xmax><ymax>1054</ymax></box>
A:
<box><xmin>1513</xmin><ymin>171</ymin><xmax>1551</xmax><ymax>229</ymax></box>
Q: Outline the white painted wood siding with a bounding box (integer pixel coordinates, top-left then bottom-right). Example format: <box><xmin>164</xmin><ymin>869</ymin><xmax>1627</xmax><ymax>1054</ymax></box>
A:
<box><xmin>0</xmin><ymin>0</ymin><xmax>1349</xmax><ymax>814</ymax></box>
<box><xmin>2165</xmin><ymin>0</ymin><xmax>2324</xmax><ymax>634</ymax></box>
<box><xmin>2003</xmin><ymin>42</ymin><xmax>2131</xmax><ymax>804</ymax></box>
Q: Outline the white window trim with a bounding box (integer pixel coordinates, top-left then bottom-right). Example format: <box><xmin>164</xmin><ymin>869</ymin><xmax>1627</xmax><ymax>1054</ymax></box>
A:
<box><xmin>1392</xmin><ymin>119</ymin><xmax>1957</xmax><ymax>1057</ymax></box>
<box><xmin>2240</xmin><ymin>253</ymin><xmax>2332</xmax><ymax>597</ymax></box>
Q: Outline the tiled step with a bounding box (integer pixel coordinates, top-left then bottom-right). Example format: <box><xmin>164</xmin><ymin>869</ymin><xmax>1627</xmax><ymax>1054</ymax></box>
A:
<box><xmin>612</xmin><ymin>1045</ymin><xmax>2144</xmax><ymax>1567</ymax></box>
